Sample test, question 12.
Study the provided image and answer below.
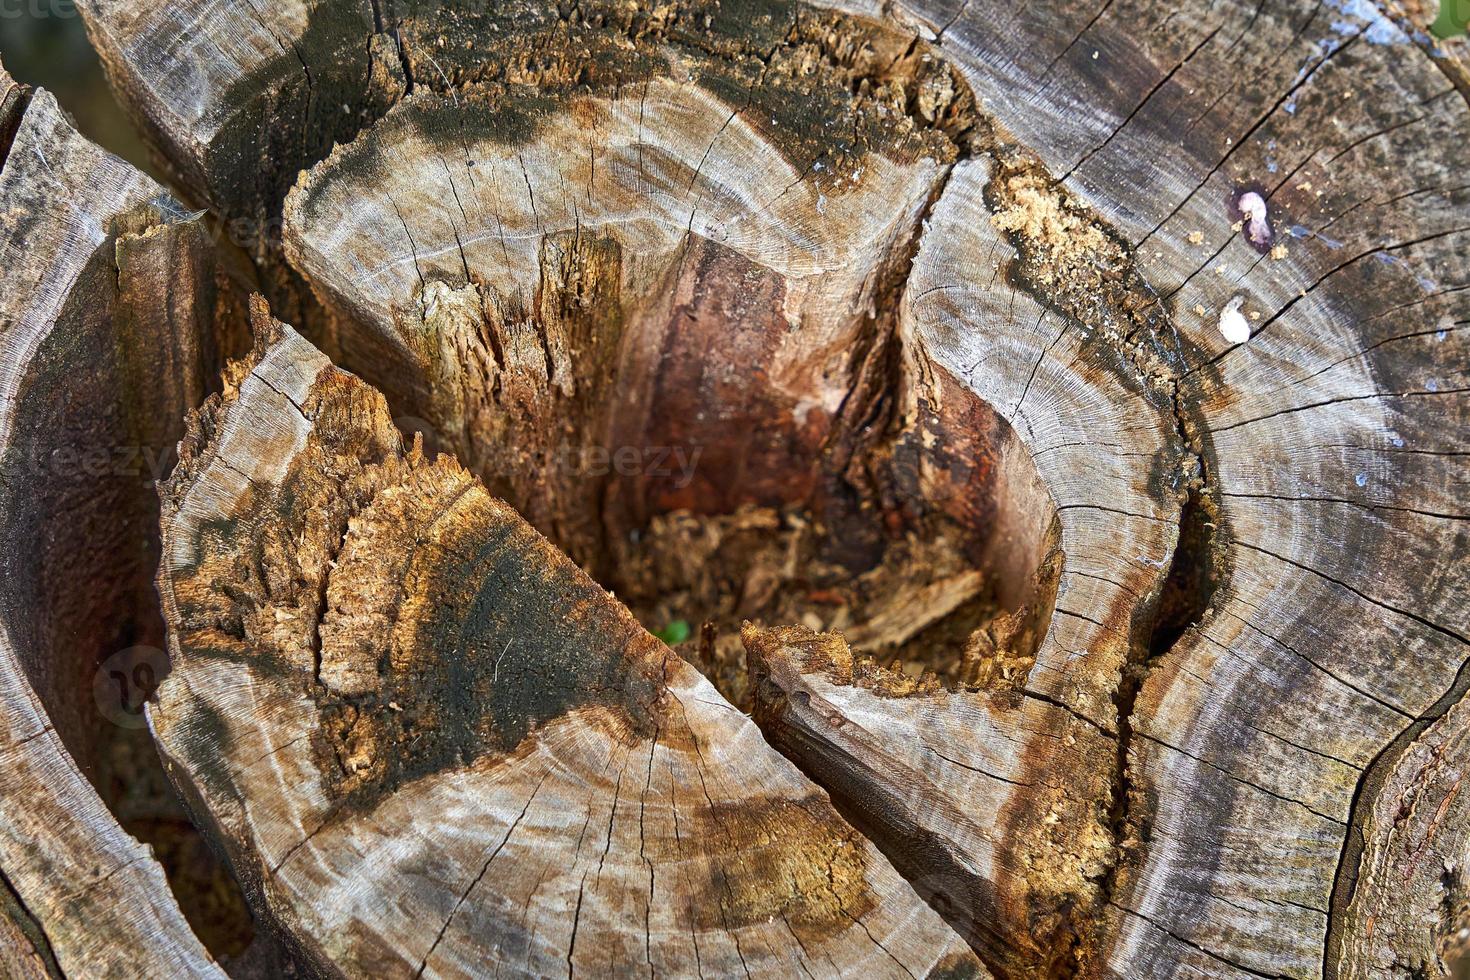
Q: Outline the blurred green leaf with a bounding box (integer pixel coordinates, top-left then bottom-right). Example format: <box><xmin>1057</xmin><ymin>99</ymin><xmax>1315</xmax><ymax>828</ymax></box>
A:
<box><xmin>1432</xmin><ymin>0</ymin><xmax>1470</xmax><ymax>39</ymax></box>
<box><xmin>653</xmin><ymin>619</ymin><xmax>691</xmax><ymax>645</ymax></box>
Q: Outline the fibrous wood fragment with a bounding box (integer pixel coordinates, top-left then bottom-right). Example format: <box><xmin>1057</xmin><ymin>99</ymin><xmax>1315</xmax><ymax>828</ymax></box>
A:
<box><xmin>0</xmin><ymin>60</ymin><xmax>24</xmax><ymax>160</ymax></box>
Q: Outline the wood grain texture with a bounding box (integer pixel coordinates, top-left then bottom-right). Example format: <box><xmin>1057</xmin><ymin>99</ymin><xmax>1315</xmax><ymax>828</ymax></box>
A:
<box><xmin>0</xmin><ymin>84</ymin><xmax>227</xmax><ymax>978</ymax></box>
<box><xmin>153</xmin><ymin>303</ymin><xmax>987</xmax><ymax>978</ymax></box>
<box><xmin>60</xmin><ymin>0</ymin><xmax>1470</xmax><ymax>976</ymax></box>
<box><xmin>879</xmin><ymin>0</ymin><xmax>1469</xmax><ymax>975</ymax></box>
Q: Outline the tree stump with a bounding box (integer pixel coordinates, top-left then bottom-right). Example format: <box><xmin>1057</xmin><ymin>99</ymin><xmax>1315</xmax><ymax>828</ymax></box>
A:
<box><xmin>0</xmin><ymin>0</ymin><xmax>1462</xmax><ymax>976</ymax></box>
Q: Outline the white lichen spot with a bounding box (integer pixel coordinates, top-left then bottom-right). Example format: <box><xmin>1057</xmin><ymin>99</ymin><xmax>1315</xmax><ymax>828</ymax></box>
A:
<box><xmin>1270</xmin><ymin>243</ymin><xmax>1289</xmax><ymax>260</ymax></box>
<box><xmin>1187</xmin><ymin>230</ymin><xmax>1204</xmax><ymax>244</ymax></box>
<box><xmin>1219</xmin><ymin>295</ymin><xmax>1250</xmax><ymax>344</ymax></box>
<box><xmin>1237</xmin><ymin>190</ymin><xmax>1271</xmax><ymax>247</ymax></box>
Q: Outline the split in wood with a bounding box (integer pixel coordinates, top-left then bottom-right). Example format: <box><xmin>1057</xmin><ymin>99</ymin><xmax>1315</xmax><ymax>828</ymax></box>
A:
<box><xmin>154</xmin><ymin>304</ymin><xmax>989</xmax><ymax>977</ymax></box>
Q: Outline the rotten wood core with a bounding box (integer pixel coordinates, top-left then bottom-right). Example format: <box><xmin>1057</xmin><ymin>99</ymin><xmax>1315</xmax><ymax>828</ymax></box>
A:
<box><xmin>258</xmin><ymin>2</ymin><xmax>1067</xmax><ymax>715</ymax></box>
<box><xmin>0</xmin><ymin>0</ymin><xmax>1455</xmax><ymax>976</ymax></box>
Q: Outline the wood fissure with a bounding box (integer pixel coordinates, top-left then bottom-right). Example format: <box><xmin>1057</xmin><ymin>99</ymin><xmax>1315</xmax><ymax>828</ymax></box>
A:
<box><xmin>0</xmin><ymin>869</ymin><xmax>61</xmax><ymax>980</ymax></box>
<box><xmin>943</xmin><ymin>110</ymin><xmax>1235</xmax><ymax>972</ymax></box>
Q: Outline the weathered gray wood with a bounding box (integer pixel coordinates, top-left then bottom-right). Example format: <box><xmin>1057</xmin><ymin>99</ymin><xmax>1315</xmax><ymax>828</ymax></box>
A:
<box><xmin>0</xmin><ymin>80</ymin><xmax>231</xmax><ymax>978</ymax></box>
<box><xmin>57</xmin><ymin>0</ymin><xmax>1470</xmax><ymax>976</ymax></box>
<box><xmin>880</xmin><ymin>0</ymin><xmax>1470</xmax><ymax>975</ymax></box>
<box><xmin>154</xmin><ymin>304</ymin><xmax>987</xmax><ymax>978</ymax></box>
